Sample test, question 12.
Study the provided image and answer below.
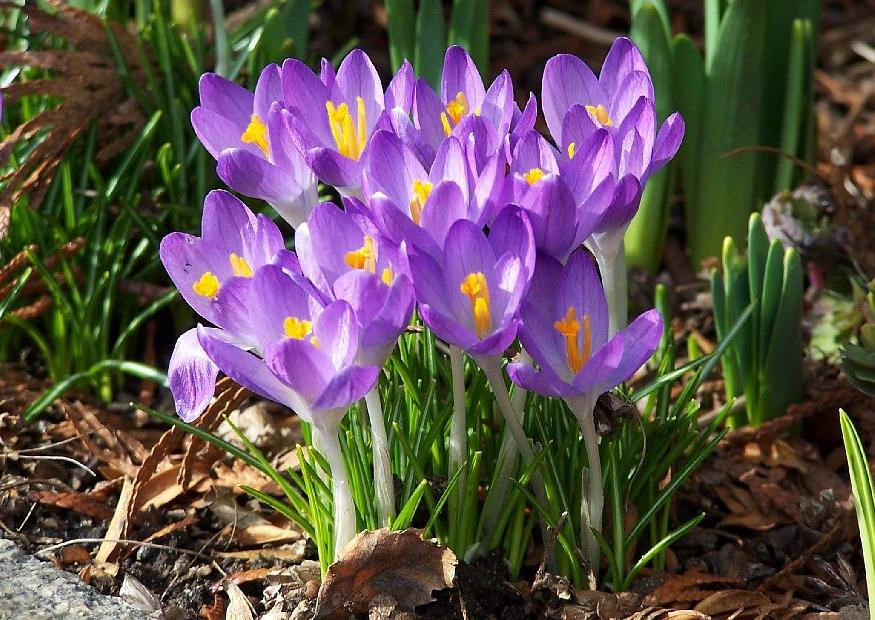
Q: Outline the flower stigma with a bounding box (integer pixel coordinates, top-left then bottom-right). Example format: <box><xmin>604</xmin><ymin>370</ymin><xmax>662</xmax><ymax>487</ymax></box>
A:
<box><xmin>567</xmin><ymin>142</ymin><xmax>577</xmax><ymax>159</ymax></box>
<box><xmin>460</xmin><ymin>272</ymin><xmax>491</xmax><ymax>339</ymax></box>
<box><xmin>241</xmin><ymin>115</ymin><xmax>270</xmax><ymax>157</ymax></box>
<box><xmin>585</xmin><ymin>104</ymin><xmax>613</xmax><ymax>127</ymax></box>
<box><xmin>344</xmin><ymin>235</ymin><xmax>377</xmax><ymax>273</ymax></box>
<box><xmin>193</xmin><ymin>272</ymin><xmax>220</xmax><ymax>299</ymax></box>
<box><xmin>283</xmin><ymin>316</ymin><xmax>313</xmax><ymax>340</ymax></box>
<box><xmin>440</xmin><ymin>91</ymin><xmax>468</xmax><ymax>136</ymax></box>
<box><xmin>326</xmin><ymin>97</ymin><xmax>367</xmax><ymax>160</ymax></box>
<box><xmin>523</xmin><ymin>168</ymin><xmax>546</xmax><ymax>186</ymax></box>
<box><xmin>229</xmin><ymin>253</ymin><xmax>253</xmax><ymax>277</ymax></box>
<box><xmin>409</xmin><ymin>180</ymin><xmax>434</xmax><ymax>225</ymax></box>
<box><xmin>553</xmin><ymin>306</ymin><xmax>592</xmax><ymax>374</ymax></box>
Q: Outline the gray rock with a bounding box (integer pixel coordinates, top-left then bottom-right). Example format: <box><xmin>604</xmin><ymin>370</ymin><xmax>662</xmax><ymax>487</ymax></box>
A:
<box><xmin>0</xmin><ymin>537</ymin><xmax>147</xmax><ymax>619</ymax></box>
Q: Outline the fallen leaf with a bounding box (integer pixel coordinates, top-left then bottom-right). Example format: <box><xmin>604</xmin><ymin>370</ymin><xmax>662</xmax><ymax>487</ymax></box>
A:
<box><xmin>59</xmin><ymin>545</ymin><xmax>91</xmax><ymax>565</ymax></box>
<box><xmin>225</xmin><ymin>581</ymin><xmax>255</xmax><ymax>620</ymax></box>
<box><xmin>120</xmin><ymin>574</ymin><xmax>162</xmax><ymax>614</ymax></box>
<box><xmin>693</xmin><ymin>590</ymin><xmax>771</xmax><ymax>616</ymax></box>
<box><xmin>95</xmin><ymin>475</ymin><xmax>134</xmax><ymax>567</ymax></box>
<box><xmin>315</xmin><ymin>529</ymin><xmax>456</xmax><ymax>618</ymax></box>
<box><xmin>30</xmin><ymin>490</ymin><xmax>114</xmax><ymax>520</ymax></box>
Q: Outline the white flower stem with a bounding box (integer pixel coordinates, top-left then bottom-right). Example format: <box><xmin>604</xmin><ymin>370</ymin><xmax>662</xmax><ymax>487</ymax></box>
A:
<box><xmin>567</xmin><ymin>395</ymin><xmax>602</xmax><ymax>579</ymax></box>
<box><xmin>478</xmin><ymin>358</ymin><xmax>546</xmax><ymax>503</ymax></box>
<box><xmin>448</xmin><ymin>345</ymin><xmax>468</xmax><ymax>533</ymax></box>
<box><xmin>315</xmin><ymin>424</ymin><xmax>356</xmax><ymax>560</ymax></box>
<box><xmin>364</xmin><ymin>387</ymin><xmax>395</xmax><ymax>527</ymax></box>
<box><xmin>595</xmin><ymin>238</ymin><xmax>628</xmax><ymax>337</ymax></box>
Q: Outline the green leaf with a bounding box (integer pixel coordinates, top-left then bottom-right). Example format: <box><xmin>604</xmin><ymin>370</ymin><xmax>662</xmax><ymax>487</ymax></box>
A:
<box><xmin>386</xmin><ymin>0</ymin><xmax>415</xmax><ymax>71</ymax></box>
<box><xmin>686</xmin><ymin>0</ymin><xmax>767</xmax><ymax>264</ymax></box>
<box><xmin>839</xmin><ymin>410</ymin><xmax>875</xmax><ymax>607</ymax></box>
<box><xmin>415</xmin><ymin>0</ymin><xmax>447</xmax><ymax>89</ymax></box>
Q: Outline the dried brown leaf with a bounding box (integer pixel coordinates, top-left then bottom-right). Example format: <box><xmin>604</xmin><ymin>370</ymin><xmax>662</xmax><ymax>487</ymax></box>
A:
<box><xmin>315</xmin><ymin>528</ymin><xmax>456</xmax><ymax>618</ymax></box>
<box><xmin>693</xmin><ymin>590</ymin><xmax>771</xmax><ymax>616</ymax></box>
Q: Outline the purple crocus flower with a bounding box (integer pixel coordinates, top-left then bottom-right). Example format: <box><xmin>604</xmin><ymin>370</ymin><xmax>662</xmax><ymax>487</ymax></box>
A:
<box><xmin>406</xmin><ymin>206</ymin><xmax>535</xmax><ymax>357</ymax></box>
<box><xmin>363</xmin><ymin>129</ymin><xmax>502</xmax><ymax>256</ymax></box>
<box><xmin>281</xmin><ymin>49</ymin><xmax>391</xmax><ymax>191</ymax></box>
<box><xmin>412</xmin><ymin>46</ymin><xmax>516</xmax><ymax>154</ymax></box>
<box><xmin>295</xmin><ymin>201</ymin><xmax>414</xmax><ymax>366</ymax></box>
<box><xmin>159</xmin><ymin>190</ymin><xmax>288</xmax><ymax>421</ymax></box>
<box><xmin>191</xmin><ymin>65</ymin><xmax>318</xmax><ymax>227</ymax></box>
<box><xmin>507</xmin><ymin>249</ymin><xmax>662</xmax><ymax>398</ymax></box>
<box><xmin>542</xmin><ymin>38</ymin><xmax>684</xmax><ymax>236</ymax></box>
<box><xmin>197</xmin><ymin>265</ymin><xmax>379</xmax><ymax>430</ymax></box>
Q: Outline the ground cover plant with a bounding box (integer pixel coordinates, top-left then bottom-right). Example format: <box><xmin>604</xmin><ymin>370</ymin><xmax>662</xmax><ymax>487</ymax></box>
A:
<box><xmin>1</xmin><ymin>0</ymin><xmax>874</xmax><ymax>618</ymax></box>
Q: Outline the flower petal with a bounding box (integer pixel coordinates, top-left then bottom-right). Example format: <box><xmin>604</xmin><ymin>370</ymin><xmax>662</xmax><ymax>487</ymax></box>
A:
<box><xmin>542</xmin><ymin>54</ymin><xmax>605</xmax><ymax>146</ymax></box>
<box><xmin>168</xmin><ymin>328</ymin><xmax>219</xmax><ymax>422</ymax></box>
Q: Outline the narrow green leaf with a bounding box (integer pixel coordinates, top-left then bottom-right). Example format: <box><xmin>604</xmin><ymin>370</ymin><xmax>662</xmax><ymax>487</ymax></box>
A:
<box><xmin>415</xmin><ymin>0</ymin><xmax>447</xmax><ymax>89</ymax></box>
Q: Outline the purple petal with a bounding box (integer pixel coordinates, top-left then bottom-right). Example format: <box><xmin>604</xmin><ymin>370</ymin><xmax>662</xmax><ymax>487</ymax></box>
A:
<box><xmin>542</xmin><ymin>54</ymin><xmax>605</xmax><ymax>146</ymax></box>
<box><xmin>561</xmin><ymin>104</ymin><xmax>599</xmax><ymax>155</ymax></box>
<box><xmin>307</xmin><ymin>146</ymin><xmax>362</xmax><ymax>189</ymax></box>
<box><xmin>281</xmin><ymin>58</ymin><xmax>333</xmax><ymax>146</ymax></box>
<box><xmin>488</xmin><ymin>206</ymin><xmax>535</xmax><ymax>278</ymax></box>
<box><xmin>507</xmin><ymin>361</ymin><xmax>576</xmax><ymax>397</ymax></box>
<box><xmin>217</xmin><ymin>149</ymin><xmax>312</xmax><ymax>223</ymax></box>
<box><xmin>386</xmin><ymin>60</ymin><xmax>415</xmax><ymax>113</ymax></box>
<box><xmin>264</xmin><ymin>336</ymin><xmax>333</xmax><ymax>404</ymax></box>
<box><xmin>332</xmin><ymin>49</ymin><xmax>384</xmax><ymax>136</ymax></box>
<box><xmin>191</xmin><ymin>106</ymin><xmax>256</xmax><ymax>160</ymax></box>
<box><xmin>518</xmin><ymin>175</ymin><xmax>577</xmax><ymax>260</ymax></box>
<box><xmin>312</xmin><ymin>365</ymin><xmax>380</xmax><ymax>412</ymax></box>
<box><xmin>412</xmin><ymin>79</ymin><xmax>446</xmax><ymax>151</ymax></box>
<box><xmin>609</xmin><ymin>71</ymin><xmax>654</xmax><ymax>126</ymax></box>
<box><xmin>599</xmin><ymin>37</ymin><xmax>649</xmax><ymax>99</ymax></box>
<box><xmin>418</xmin><ymin>303</ymin><xmax>480</xmax><ymax>350</ymax></box>
<box><xmin>197</xmin><ymin>326</ymin><xmax>308</xmax><ymax>415</ymax></box>
<box><xmin>168</xmin><ymin>328</ymin><xmax>219</xmax><ymax>422</ymax></box>
<box><xmin>649</xmin><ymin>112</ymin><xmax>685</xmax><ymax>173</ymax></box>
<box><xmin>441</xmin><ymin>46</ymin><xmax>486</xmax><ymax>110</ymax></box>
<box><xmin>366</xmin><ymin>130</ymin><xmax>428</xmax><ymax>208</ymax></box>
<box><xmin>198</xmin><ymin>73</ymin><xmax>253</xmax><ymax>127</ymax></box>
<box><xmin>313</xmin><ymin>300</ymin><xmax>360</xmax><ymax>369</ymax></box>
<box><xmin>250</xmin><ymin>264</ymin><xmax>316</xmax><ymax>351</ymax></box>
<box><xmin>254</xmin><ymin>64</ymin><xmax>283</xmax><ymax>120</ymax></box>
<box><xmin>594</xmin><ymin>174</ymin><xmax>642</xmax><ymax>233</ymax></box>
<box><xmin>559</xmin><ymin>250</ymin><xmax>609</xmax><ymax>349</ymax></box>
<box><xmin>480</xmin><ymin>70</ymin><xmax>514</xmax><ymax>136</ymax></box>
<box><xmin>418</xmin><ymin>180</ymin><xmax>468</xmax><ymax>249</ymax></box>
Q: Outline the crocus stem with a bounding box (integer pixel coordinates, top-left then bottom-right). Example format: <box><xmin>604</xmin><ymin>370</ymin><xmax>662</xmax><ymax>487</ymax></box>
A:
<box><xmin>594</xmin><ymin>239</ymin><xmax>628</xmax><ymax>337</ymax></box>
<box><xmin>478</xmin><ymin>358</ymin><xmax>546</xmax><ymax>501</ymax></box>
<box><xmin>567</xmin><ymin>395</ymin><xmax>602</xmax><ymax>580</ymax></box>
<box><xmin>315</xmin><ymin>424</ymin><xmax>356</xmax><ymax>560</ymax></box>
<box><xmin>364</xmin><ymin>387</ymin><xmax>395</xmax><ymax>527</ymax></box>
<box><xmin>448</xmin><ymin>345</ymin><xmax>468</xmax><ymax>536</ymax></box>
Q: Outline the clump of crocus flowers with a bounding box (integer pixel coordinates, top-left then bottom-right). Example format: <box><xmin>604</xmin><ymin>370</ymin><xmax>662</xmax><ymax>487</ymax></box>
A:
<box><xmin>162</xmin><ymin>39</ymin><xmax>683</xmax><ymax>571</ymax></box>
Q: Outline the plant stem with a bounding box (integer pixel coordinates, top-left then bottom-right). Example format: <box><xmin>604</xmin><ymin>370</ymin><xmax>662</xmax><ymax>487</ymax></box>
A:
<box><xmin>315</xmin><ymin>423</ymin><xmax>356</xmax><ymax>560</ymax></box>
<box><xmin>364</xmin><ymin>387</ymin><xmax>395</xmax><ymax>527</ymax></box>
<box><xmin>478</xmin><ymin>357</ymin><xmax>547</xmax><ymax>510</ymax></box>
<box><xmin>448</xmin><ymin>345</ymin><xmax>468</xmax><ymax>541</ymax></box>
<box><xmin>595</xmin><ymin>240</ymin><xmax>628</xmax><ymax>338</ymax></box>
<box><xmin>567</xmin><ymin>394</ymin><xmax>602</xmax><ymax>580</ymax></box>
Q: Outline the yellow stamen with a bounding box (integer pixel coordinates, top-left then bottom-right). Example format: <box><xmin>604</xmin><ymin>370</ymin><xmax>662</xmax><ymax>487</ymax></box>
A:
<box><xmin>553</xmin><ymin>307</ymin><xmax>592</xmax><ymax>374</ymax></box>
<box><xmin>344</xmin><ymin>235</ymin><xmax>377</xmax><ymax>274</ymax></box>
<box><xmin>310</xmin><ymin>335</ymin><xmax>321</xmax><ymax>348</ymax></box>
<box><xmin>326</xmin><ymin>97</ymin><xmax>368</xmax><ymax>160</ymax></box>
<box><xmin>523</xmin><ymin>167</ymin><xmax>545</xmax><ymax>186</ymax></box>
<box><xmin>381</xmin><ymin>267</ymin><xmax>394</xmax><ymax>286</ymax></box>
<box><xmin>193</xmin><ymin>272</ymin><xmax>220</xmax><ymax>299</ymax></box>
<box><xmin>440</xmin><ymin>91</ymin><xmax>469</xmax><ymax>136</ymax></box>
<box><xmin>408</xmin><ymin>180</ymin><xmax>434</xmax><ymax>225</ymax></box>
<box><xmin>283</xmin><ymin>316</ymin><xmax>314</xmax><ymax>340</ymax></box>
<box><xmin>585</xmin><ymin>104</ymin><xmax>613</xmax><ymax>127</ymax></box>
<box><xmin>229</xmin><ymin>252</ymin><xmax>253</xmax><ymax>277</ymax></box>
<box><xmin>241</xmin><ymin>114</ymin><xmax>270</xmax><ymax>157</ymax></box>
<box><xmin>460</xmin><ymin>272</ymin><xmax>491</xmax><ymax>339</ymax></box>
<box><xmin>567</xmin><ymin>142</ymin><xmax>577</xmax><ymax>159</ymax></box>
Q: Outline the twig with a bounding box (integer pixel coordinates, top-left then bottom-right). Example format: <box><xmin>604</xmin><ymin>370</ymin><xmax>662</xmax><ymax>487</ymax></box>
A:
<box><xmin>35</xmin><ymin>538</ymin><xmax>216</xmax><ymax>561</ymax></box>
<box><xmin>539</xmin><ymin>8</ymin><xmax>623</xmax><ymax>47</ymax></box>
<box><xmin>0</xmin><ymin>478</ymin><xmax>75</xmax><ymax>493</ymax></box>
<box><xmin>16</xmin><ymin>454</ymin><xmax>96</xmax><ymax>477</ymax></box>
